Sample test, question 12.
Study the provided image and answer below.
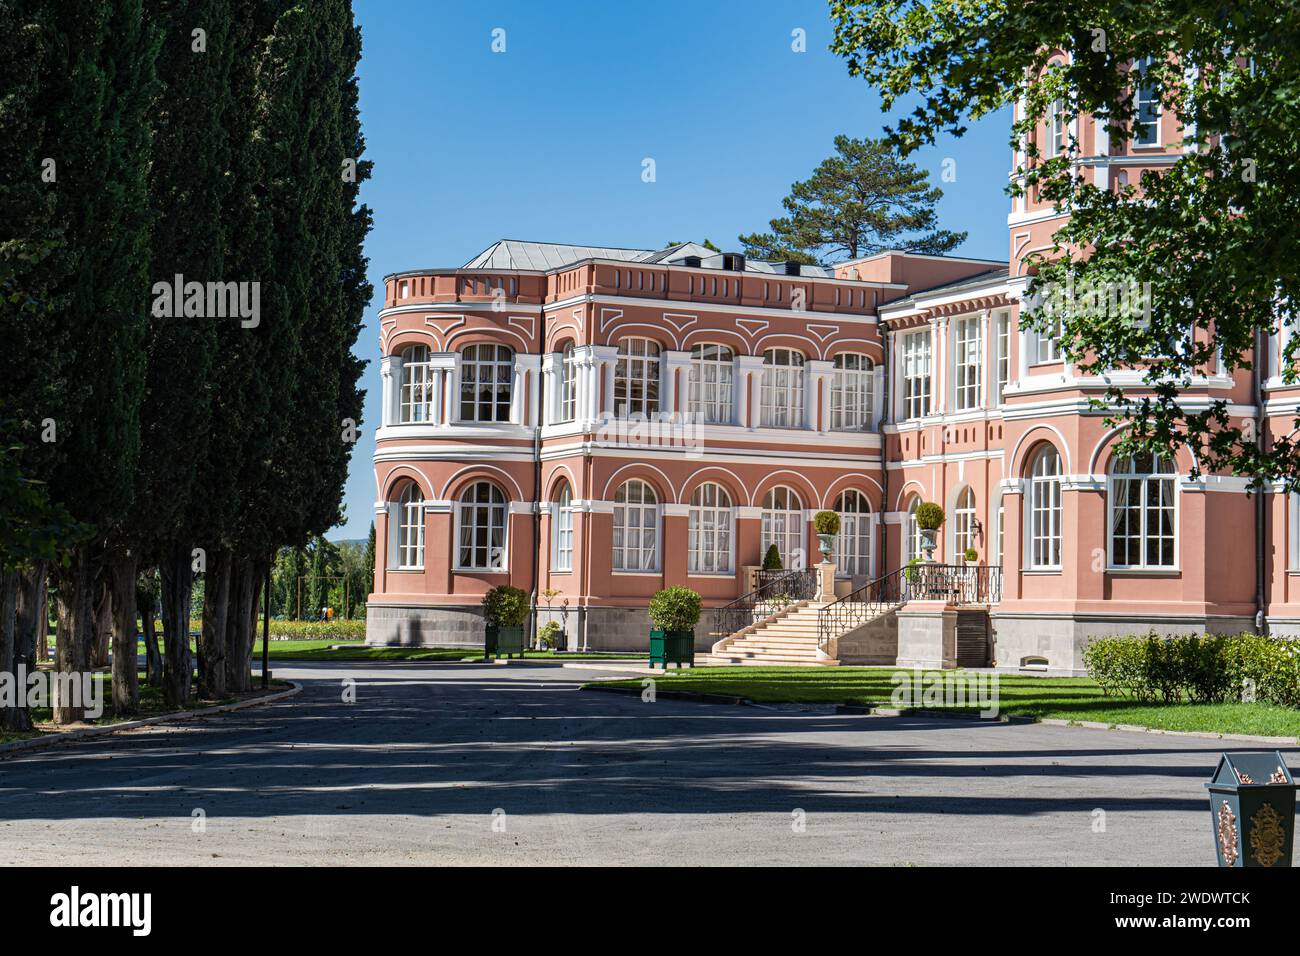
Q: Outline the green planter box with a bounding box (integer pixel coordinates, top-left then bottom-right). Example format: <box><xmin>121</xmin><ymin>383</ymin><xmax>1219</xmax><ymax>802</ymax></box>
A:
<box><xmin>649</xmin><ymin>629</ymin><xmax>694</xmax><ymax>669</ymax></box>
<box><xmin>1206</xmin><ymin>751</ymin><xmax>1297</xmax><ymax>867</ymax></box>
<box><xmin>484</xmin><ymin>625</ymin><xmax>525</xmax><ymax>659</ymax></box>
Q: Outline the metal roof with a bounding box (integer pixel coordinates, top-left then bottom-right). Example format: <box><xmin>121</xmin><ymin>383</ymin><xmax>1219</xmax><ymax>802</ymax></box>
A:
<box><xmin>464</xmin><ymin>239</ymin><xmax>653</xmax><ymax>270</ymax></box>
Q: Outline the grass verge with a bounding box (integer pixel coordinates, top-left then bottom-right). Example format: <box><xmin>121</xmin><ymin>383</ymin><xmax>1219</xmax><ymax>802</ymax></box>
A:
<box><xmin>589</xmin><ymin>667</ymin><xmax>1300</xmax><ymax>739</ymax></box>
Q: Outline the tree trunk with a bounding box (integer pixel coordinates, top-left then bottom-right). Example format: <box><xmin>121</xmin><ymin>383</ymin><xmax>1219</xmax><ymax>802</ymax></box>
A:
<box><xmin>17</xmin><ymin>561</ymin><xmax>48</xmax><ymax>670</ymax></box>
<box><xmin>109</xmin><ymin>552</ymin><xmax>139</xmax><ymax>716</ymax></box>
<box><xmin>138</xmin><ymin>583</ymin><xmax>162</xmax><ymax>687</ymax></box>
<box><xmin>159</xmin><ymin>542</ymin><xmax>193</xmax><ymax>709</ymax></box>
<box><xmin>91</xmin><ymin>575</ymin><xmax>112</xmax><ymax>668</ymax></box>
<box><xmin>201</xmin><ymin>548</ymin><xmax>230</xmax><ymax>697</ymax></box>
<box><xmin>0</xmin><ymin>569</ymin><xmax>26</xmax><ymax>732</ymax></box>
<box><xmin>226</xmin><ymin>556</ymin><xmax>257</xmax><ymax>693</ymax></box>
<box><xmin>53</xmin><ymin>549</ymin><xmax>94</xmax><ymax>724</ymax></box>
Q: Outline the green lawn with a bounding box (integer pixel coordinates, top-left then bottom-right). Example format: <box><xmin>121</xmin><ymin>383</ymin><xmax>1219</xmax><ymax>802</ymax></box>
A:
<box><xmin>261</xmin><ymin>639</ymin><xmax>641</xmax><ymax>662</ymax></box>
<box><xmin>591</xmin><ymin>667</ymin><xmax>1300</xmax><ymax>739</ymax></box>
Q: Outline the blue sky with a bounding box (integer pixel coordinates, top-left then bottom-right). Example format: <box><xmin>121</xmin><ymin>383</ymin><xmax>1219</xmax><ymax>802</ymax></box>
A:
<box><xmin>332</xmin><ymin>0</ymin><xmax>1012</xmax><ymax>541</ymax></box>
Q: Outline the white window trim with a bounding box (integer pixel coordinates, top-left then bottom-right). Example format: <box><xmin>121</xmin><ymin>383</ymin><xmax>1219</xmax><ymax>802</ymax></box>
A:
<box><xmin>612</xmin><ymin>480</ymin><xmax>660</xmax><ymax>572</ymax></box>
<box><xmin>1106</xmin><ymin>463</ymin><xmax>1179</xmax><ymax>571</ymax></box>
<box><xmin>453</xmin><ymin>484</ymin><xmax>509</xmax><ymax>572</ymax></box>
<box><xmin>688</xmin><ymin>484</ymin><xmax>735</xmax><ymax>574</ymax></box>
<box><xmin>1026</xmin><ymin>449</ymin><xmax>1063</xmax><ymax>571</ymax></box>
<box><xmin>551</xmin><ymin>488</ymin><xmax>574</xmax><ymax>573</ymax></box>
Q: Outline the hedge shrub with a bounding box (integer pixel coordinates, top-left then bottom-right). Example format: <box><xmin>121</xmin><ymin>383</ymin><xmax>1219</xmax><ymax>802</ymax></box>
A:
<box><xmin>914</xmin><ymin>502</ymin><xmax>945</xmax><ymax>530</ymax></box>
<box><xmin>482</xmin><ymin>585</ymin><xmax>530</xmax><ymax>627</ymax></box>
<box><xmin>648</xmin><ymin>586</ymin><xmax>702</xmax><ymax>632</ymax></box>
<box><xmin>1083</xmin><ymin>632</ymin><xmax>1300</xmax><ymax>707</ymax></box>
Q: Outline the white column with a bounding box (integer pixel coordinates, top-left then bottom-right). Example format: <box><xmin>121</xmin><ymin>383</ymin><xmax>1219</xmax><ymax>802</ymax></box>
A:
<box><xmin>979</xmin><ymin>308</ymin><xmax>991</xmax><ymax>408</ymax></box>
<box><xmin>540</xmin><ymin>352</ymin><xmax>558</xmax><ymax>425</ymax></box>
<box><xmin>380</xmin><ymin>354</ymin><xmax>400</xmax><ymax>427</ymax></box>
<box><xmin>593</xmin><ymin>344</ymin><xmax>618</xmax><ymax>422</ymax></box>
<box><xmin>430</xmin><ymin>368</ymin><xmax>444</xmax><ymax>426</ymax></box>
<box><xmin>737</xmin><ymin>355</ymin><xmax>764</xmax><ymax>429</ymax></box>
<box><xmin>931</xmin><ymin>317</ymin><xmax>945</xmax><ymax>415</ymax></box>
<box><xmin>807</xmin><ymin>359</ymin><xmax>834</xmax><ymax>433</ymax></box>
<box><xmin>439</xmin><ymin>352</ymin><xmax>460</xmax><ymax>424</ymax></box>
<box><xmin>514</xmin><ymin>353</ymin><xmax>541</xmax><ymax>427</ymax></box>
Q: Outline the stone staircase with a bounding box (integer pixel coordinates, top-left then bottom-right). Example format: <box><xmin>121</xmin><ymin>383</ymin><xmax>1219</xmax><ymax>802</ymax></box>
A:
<box><xmin>702</xmin><ymin>601</ymin><xmax>840</xmax><ymax>667</ymax></box>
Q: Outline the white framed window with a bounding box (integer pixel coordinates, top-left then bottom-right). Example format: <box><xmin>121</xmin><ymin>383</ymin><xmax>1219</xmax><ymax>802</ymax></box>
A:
<box><xmin>456</xmin><ymin>481</ymin><xmax>507</xmax><ymax>571</ymax></box>
<box><xmin>994</xmin><ymin>310</ymin><xmax>1011</xmax><ymax>403</ymax></box>
<box><xmin>904</xmin><ymin>496</ymin><xmax>923</xmax><ymax>563</ymax></box>
<box><xmin>688</xmin><ymin>344</ymin><xmax>734</xmax><ymax>424</ymax></box>
<box><xmin>835</xmin><ymin>489</ymin><xmax>873</xmax><ymax>578</ymax></box>
<box><xmin>552</xmin><ymin>481</ymin><xmax>574</xmax><ymax>572</ymax></box>
<box><xmin>1027</xmin><ymin>446</ymin><xmax>1062</xmax><ymax>569</ymax></box>
<box><xmin>395</xmin><ymin>482</ymin><xmax>425</xmax><ymax>569</ymax></box>
<box><xmin>612</xmin><ymin>479</ymin><xmax>658</xmax><ymax>572</ymax></box>
<box><xmin>953</xmin><ymin>317</ymin><xmax>982</xmax><ymax>411</ymax></box>
<box><xmin>689</xmin><ymin>482</ymin><xmax>733</xmax><ymax>574</ymax></box>
<box><xmin>1048</xmin><ymin>97</ymin><xmax>1067</xmax><ymax>155</ymax></box>
<box><xmin>557</xmin><ymin>342</ymin><xmax>576</xmax><ymax>423</ymax></box>
<box><xmin>1108</xmin><ymin>452</ymin><xmax>1176</xmax><ymax>568</ymax></box>
<box><xmin>761</xmin><ymin>487</ymin><xmax>805</xmax><ymax>570</ymax></box>
<box><xmin>614</xmin><ymin>338</ymin><xmax>660</xmax><ymax>419</ymax></box>
<box><xmin>760</xmin><ymin>348</ymin><xmax>804</xmax><ymax>428</ymax></box>
<box><xmin>991</xmin><ymin>497</ymin><xmax>1005</xmax><ymax>567</ymax></box>
<box><xmin>900</xmin><ymin>330</ymin><xmax>932</xmax><ymax>420</ymax></box>
<box><xmin>459</xmin><ymin>344</ymin><xmax>513</xmax><ymax>422</ymax></box>
<box><xmin>953</xmin><ymin>486</ymin><xmax>977</xmax><ymax>559</ymax></box>
<box><xmin>1133</xmin><ymin>57</ymin><xmax>1161</xmax><ymax>146</ymax></box>
<box><xmin>1032</xmin><ymin>316</ymin><xmax>1063</xmax><ymax>364</ymax></box>
<box><xmin>399</xmin><ymin>345</ymin><xmax>434</xmax><ymax>423</ymax></box>
<box><xmin>831</xmin><ymin>353</ymin><xmax>874</xmax><ymax>430</ymax></box>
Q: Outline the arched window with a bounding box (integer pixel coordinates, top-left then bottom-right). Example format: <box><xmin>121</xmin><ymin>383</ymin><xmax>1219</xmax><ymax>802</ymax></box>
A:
<box><xmin>831</xmin><ymin>353</ymin><xmax>873</xmax><ymax>430</ymax></box>
<box><xmin>1108</xmin><ymin>452</ymin><xmax>1176</xmax><ymax>568</ymax></box>
<box><xmin>399</xmin><ymin>345</ymin><xmax>434</xmax><ymax>423</ymax></box>
<box><xmin>613</xmin><ymin>479</ymin><xmax>658</xmax><ymax>571</ymax></box>
<box><xmin>456</xmin><ymin>481</ymin><xmax>507</xmax><ymax>570</ymax></box>
<box><xmin>689</xmin><ymin>482</ymin><xmax>733</xmax><ymax>573</ymax></box>
<box><xmin>614</xmin><ymin>338</ymin><xmax>660</xmax><ymax>419</ymax></box>
<box><xmin>1028</xmin><ymin>445</ymin><xmax>1062</xmax><ymax>569</ymax></box>
<box><xmin>761</xmin><ymin>348</ymin><xmax>804</xmax><ymax>428</ymax></box>
<box><xmin>835</xmin><ymin>489</ymin><xmax>873</xmax><ymax>578</ymax></box>
<box><xmin>553</xmin><ymin>482</ymin><xmax>574</xmax><ymax>572</ymax></box>
<box><xmin>688</xmin><ymin>344</ymin><xmax>734</xmax><ymax>423</ymax></box>
<box><xmin>761</xmin><ymin>486</ymin><xmax>805</xmax><ymax>570</ymax></box>
<box><xmin>395</xmin><ymin>482</ymin><xmax>425</xmax><ymax>569</ymax></box>
<box><xmin>953</xmin><ymin>487</ymin><xmax>977</xmax><ymax>559</ymax></box>
<box><xmin>904</xmin><ymin>496</ymin><xmax>923</xmax><ymax>563</ymax></box>
<box><xmin>557</xmin><ymin>342</ymin><xmax>576</xmax><ymax>423</ymax></box>
<box><xmin>459</xmin><ymin>344</ymin><xmax>513</xmax><ymax>423</ymax></box>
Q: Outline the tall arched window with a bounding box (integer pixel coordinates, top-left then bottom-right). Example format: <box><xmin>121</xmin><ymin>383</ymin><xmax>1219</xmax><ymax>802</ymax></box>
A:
<box><xmin>552</xmin><ymin>481</ymin><xmax>574</xmax><ymax>572</ymax></box>
<box><xmin>760</xmin><ymin>348</ymin><xmax>804</xmax><ymax>428</ymax></box>
<box><xmin>459</xmin><ymin>344</ymin><xmax>513</xmax><ymax>423</ymax></box>
<box><xmin>689</xmin><ymin>482</ymin><xmax>733</xmax><ymax>573</ymax></box>
<box><xmin>396</xmin><ymin>482</ymin><xmax>425</xmax><ymax>569</ymax></box>
<box><xmin>835</xmin><ymin>489</ymin><xmax>873</xmax><ymax>578</ymax></box>
<box><xmin>1108</xmin><ymin>452</ymin><xmax>1176</xmax><ymax>568</ymax></box>
<box><xmin>953</xmin><ymin>487</ymin><xmax>977</xmax><ymax>559</ymax></box>
<box><xmin>612</xmin><ymin>479</ymin><xmax>658</xmax><ymax>571</ymax></box>
<box><xmin>761</xmin><ymin>486</ymin><xmax>805</xmax><ymax>569</ymax></box>
<box><xmin>557</xmin><ymin>342</ymin><xmax>576</xmax><ymax>423</ymax></box>
<box><xmin>399</xmin><ymin>345</ymin><xmax>434</xmax><ymax>423</ymax></box>
<box><xmin>1028</xmin><ymin>445</ymin><xmax>1062</xmax><ymax>569</ymax></box>
<box><xmin>614</xmin><ymin>338</ymin><xmax>660</xmax><ymax>419</ymax></box>
<box><xmin>456</xmin><ymin>481</ymin><xmax>507</xmax><ymax>570</ymax></box>
<box><xmin>903</xmin><ymin>496</ymin><xmax>925</xmax><ymax>563</ymax></box>
<box><xmin>830</xmin><ymin>353</ymin><xmax>873</xmax><ymax>430</ymax></box>
<box><xmin>688</xmin><ymin>344</ymin><xmax>734</xmax><ymax>423</ymax></box>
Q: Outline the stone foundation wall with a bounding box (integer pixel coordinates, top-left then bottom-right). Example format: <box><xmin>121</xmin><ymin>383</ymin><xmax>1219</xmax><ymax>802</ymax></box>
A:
<box><xmin>365</xmin><ymin>603</ymin><xmax>484</xmax><ymax>648</ymax></box>
<box><xmin>835</xmin><ymin>610</ymin><xmax>899</xmax><ymax>665</ymax></box>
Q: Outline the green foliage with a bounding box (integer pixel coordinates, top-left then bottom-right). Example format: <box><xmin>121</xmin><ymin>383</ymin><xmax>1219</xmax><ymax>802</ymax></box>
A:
<box><xmin>648</xmin><ymin>587</ymin><xmax>702</xmax><ymax>632</ymax></box>
<box><xmin>904</xmin><ymin>557</ymin><xmax>922</xmax><ymax>581</ymax></box>
<box><xmin>813</xmin><ymin>510</ymin><xmax>841</xmax><ymax>535</ymax></box>
<box><xmin>914</xmin><ymin>502</ymin><xmax>944</xmax><ymax>530</ymax></box>
<box><xmin>482</xmin><ymin>585</ymin><xmax>529</xmax><ymax>627</ymax></box>
<box><xmin>538</xmin><ymin>620</ymin><xmax>562</xmax><ymax>650</ymax></box>
<box><xmin>1084</xmin><ymin>633</ymin><xmax>1300</xmax><ymax>707</ymax></box>
<box><xmin>829</xmin><ymin>0</ymin><xmax>1300</xmax><ymax>488</ymax></box>
<box><xmin>963</xmin><ymin>548</ymin><xmax>978</xmax><ymax>562</ymax></box>
<box><xmin>762</xmin><ymin>543</ymin><xmax>783</xmax><ymax>571</ymax></box>
<box><xmin>739</xmin><ymin>135</ymin><xmax>965</xmax><ymax>264</ymax></box>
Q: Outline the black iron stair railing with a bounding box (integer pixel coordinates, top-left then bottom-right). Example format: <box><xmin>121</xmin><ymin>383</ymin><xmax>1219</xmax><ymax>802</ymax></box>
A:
<box><xmin>710</xmin><ymin>568</ymin><xmax>817</xmax><ymax>643</ymax></box>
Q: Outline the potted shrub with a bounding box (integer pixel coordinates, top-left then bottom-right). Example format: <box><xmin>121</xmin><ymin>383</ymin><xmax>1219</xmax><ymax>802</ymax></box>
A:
<box><xmin>761</xmin><ymin>543</ymin><xmax>783</xmax><ymax>571</ymax></box>
<box><xmin>813</xmin><ymin>510</ymin><xmax>841</xmax><ymax>563</ymax></box>
<box><xmin>914</xmin><ymin>502</ymin><xmax>945</xmax><ymax>562</ymax></box>
<box><xmin>964</xmin><ymin>547</ymin><xmax>978</xmax><ymax>565</ymax></box>
<box><xmin>482</xmin><ymin>585</ymin><xmax>529</xmax><ymax>658</ymax></box>
<box><xmin>537</xmin><ymin>619</ymin><xmax>562</xmax><ymax>651</ymax></box>
<box><xmin>647</xmin><ymin>586</ymin><xmax>701</xmax><ymax>669</ymax></box>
